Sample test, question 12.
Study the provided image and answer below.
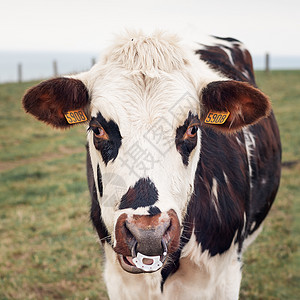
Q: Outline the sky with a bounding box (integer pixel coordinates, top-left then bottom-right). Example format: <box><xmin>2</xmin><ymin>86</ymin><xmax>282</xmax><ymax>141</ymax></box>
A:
<box><xmin>0</xmin><ymin>0</ymin><xmax>299</xmax><ymax>56</ymax></box>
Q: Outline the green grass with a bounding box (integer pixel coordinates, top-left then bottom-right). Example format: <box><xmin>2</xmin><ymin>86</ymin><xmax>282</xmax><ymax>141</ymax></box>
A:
<box><xmin>0</xmin><ymin>71</ymin><xmax>299</xmax><ymax>299</ymax></box>
<box><xmin>0</xmin><ymin>82</ymin><xmax>107</xmax><ymax>299</ymax></box>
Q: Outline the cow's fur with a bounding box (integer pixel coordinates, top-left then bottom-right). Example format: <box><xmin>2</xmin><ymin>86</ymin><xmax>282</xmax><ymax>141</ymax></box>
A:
<box><xmin>22</xmin><ymin>31</ymin><xmax>281</xmax><ymax>300</ymax></box>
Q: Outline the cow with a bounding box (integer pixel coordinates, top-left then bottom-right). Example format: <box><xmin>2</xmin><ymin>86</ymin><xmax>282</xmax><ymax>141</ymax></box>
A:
<box><xmin>22</xmin><ymin>31</ymin><xmax>281</xmax><ymax>300</ymax></box>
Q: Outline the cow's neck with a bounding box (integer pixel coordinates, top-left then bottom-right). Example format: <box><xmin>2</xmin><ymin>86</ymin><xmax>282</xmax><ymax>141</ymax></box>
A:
<box><xmin>103</xmin><ymin>233</ymin><xmax>242</xmax><ymax>300</ymax></box>
<box><xmin>163</xmin><ymin>233</ymin><xmax>242</xmax><ymax>299</ymax></box>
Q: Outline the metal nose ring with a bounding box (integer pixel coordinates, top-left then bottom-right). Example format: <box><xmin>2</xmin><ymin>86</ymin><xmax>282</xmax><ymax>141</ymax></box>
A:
<box><xmin>131</xmin><ymin>240</ymin><xmax>168</xmax><ymax>272</ymax></box>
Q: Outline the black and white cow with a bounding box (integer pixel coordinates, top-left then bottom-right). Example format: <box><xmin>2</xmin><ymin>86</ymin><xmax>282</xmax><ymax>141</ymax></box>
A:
<box><xmin>23</xmin><ymin>31</ymin><xmax>281</xmax><ymax>299</ymax></box>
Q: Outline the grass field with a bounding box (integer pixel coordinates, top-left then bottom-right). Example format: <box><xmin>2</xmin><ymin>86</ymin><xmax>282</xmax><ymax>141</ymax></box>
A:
<box><xmin>0</xmin><ymin>71</ymin><xmax>299</xmax><ymax>299</ymax></box>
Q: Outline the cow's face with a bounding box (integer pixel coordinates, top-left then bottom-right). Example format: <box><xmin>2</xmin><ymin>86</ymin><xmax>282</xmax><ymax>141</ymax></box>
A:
<box><xmin>22</xmin><ymin>36</ymin><xmax>270</xmax><ymax>274</ymax></box>
<box><xmin>88</xmin><ymin>71</ymin><xmax>200</xmax><ymax>221</ymax></box>
<box><xmin>85</xmin><ymin>70</ymin><xmax>203</xmax><ymax>272</ymax></box>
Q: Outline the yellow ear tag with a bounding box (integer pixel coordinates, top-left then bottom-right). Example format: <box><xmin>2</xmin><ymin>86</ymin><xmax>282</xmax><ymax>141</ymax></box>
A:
<box><xmin>204</xmin><ymin>111</ymin><xmax>230</xmax><ymax>125</ymax></box>
<box><xmin>64</xmin><ymin>109</ymin><xmax>87</xmax><ymax>124</ymax></box>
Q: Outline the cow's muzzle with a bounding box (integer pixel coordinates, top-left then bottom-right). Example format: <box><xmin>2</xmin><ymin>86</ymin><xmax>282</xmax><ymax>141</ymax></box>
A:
<box><xmin>114</xmin><ymin>209</ymin><xmax>180</xmax><ymax>273</ymax></box>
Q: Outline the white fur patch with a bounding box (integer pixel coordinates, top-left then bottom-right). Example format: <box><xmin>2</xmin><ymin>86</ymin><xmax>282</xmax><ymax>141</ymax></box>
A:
<box><xmin>104</xmin><ymin>243</ymin><xmax>162</xmax><ymax>300</ymax></box>
<box><xmin>223</xmin><ymin>171</ymin><xmax>229</xmax><ymax>185</ymax></box>
<box><xmin>211</xmin><ymin>177</ymin><xmax>221</xmax><ymax>222</ymax></box>
<box><xmin>243</xmin><ymin>127</ymin><xmax>256</xmax><ymax>189</ymax></box>
<box><xmin>102</xmin><ymin>30</ymin><xmax>189</xmax><ymax>78</ymax></box>
<box><xmin>163</xmin><ymin>232</ymin><xmax>242</xmax><ymax>300</ymax></box>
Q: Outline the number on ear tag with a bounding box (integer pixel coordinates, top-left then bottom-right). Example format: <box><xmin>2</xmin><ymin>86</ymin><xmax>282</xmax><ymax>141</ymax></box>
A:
<box><xmin>64</xmin><ymin>109</ymin><xmax>87</xmax><ymax>124</ymax></box>
<box><xmin>204</xmin><ymin>111</ymin><xmax>230</xmax><ymax>125</ymax></box>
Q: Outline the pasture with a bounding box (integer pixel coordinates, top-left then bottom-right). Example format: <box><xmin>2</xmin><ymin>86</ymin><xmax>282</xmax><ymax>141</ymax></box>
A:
<box><xmin>0</xmin><ymin>71</ymin><xmax>299</xmax><ymax>299</ymax></box>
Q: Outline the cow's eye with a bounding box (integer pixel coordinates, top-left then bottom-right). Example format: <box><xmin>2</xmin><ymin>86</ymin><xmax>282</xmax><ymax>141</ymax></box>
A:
<box><xmin>93</xmin><ymin>126</ymin><xmax>109</xmax><ymax>140</ymax></box>
<box><xmin>184</xmin><ymin>125</ymin><xmax>198</xmax><ymax>139</ymax></box>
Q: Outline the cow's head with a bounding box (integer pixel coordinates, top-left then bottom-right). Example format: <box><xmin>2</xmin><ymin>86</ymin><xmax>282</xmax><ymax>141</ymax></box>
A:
<box><xmin>22</xmin><ymin>33</ymin><xmax>270</xmax><ymax>274</ymax></box>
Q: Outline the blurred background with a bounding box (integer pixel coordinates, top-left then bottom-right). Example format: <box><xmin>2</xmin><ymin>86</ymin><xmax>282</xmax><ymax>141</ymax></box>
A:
<box><xmin>0</xmin><ymin>1</ymin><xmax>299</xmax><ymax>299</ymax></box>
<box><xmin>0</xmin><ymin>0</ymin><xmax>299</xmax><ymax>83</ymax></box>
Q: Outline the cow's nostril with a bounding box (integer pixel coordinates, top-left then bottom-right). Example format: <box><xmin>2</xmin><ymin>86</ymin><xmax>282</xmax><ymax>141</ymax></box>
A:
<box><xmin>124</xmin><ymin>221</ymin><xmax>134</xmax><ymax>239</ymax></box>
<box><xmin>122</xmin><ymin>217</ymin><xmax>170</xmax><ymax>256</ymax></box>
<box><xmin>123</xmin><ymin>221</ymin><xmax>137</xmax><ymax>251</ymax></box>
<box><xmin>115</xmin><ymin>210</ymin><xmax>180</xmax><ymax>260</ymax></box>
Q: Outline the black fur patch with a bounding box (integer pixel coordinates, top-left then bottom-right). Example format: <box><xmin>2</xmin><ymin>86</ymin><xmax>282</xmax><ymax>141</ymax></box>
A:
<box><xmin>195</xmin><ymin>40</ymin><xmax>256</xmax><ymax>86</ymax></box>
<box><xmin>86</xmin><ymin>146</ymin><xmax>110</xmax><ymax>244</ymax></box>
<box><xmin>175</xmin><ymin>112</ymin><xmax>199</xmax><ymax>166</ymax></box>
<box><xmin>243</xmin><ymin>114</ymin><xmax>281</xmax><ymax>236</ymax></box>
<box><xmin>119</xmin><ymin>178</ymin><xmax>158</xmax><ymax>210</ymax></box>
<box><xmin>212</xmin><ymin>36</ymin><xmax>241</xmax><ymax>43</ymax></box>
<box><xmin>184</xmin><ymin>127</ymin><xmax>247</xmax><ymax>256</ymax></box>
<box><xmin>97</xmin><ymin>164</ymin><xmax>103</xmax><ymax>197</ymax></box>
<box><xmin>148</xmin><ymin>206</ymin><xmax>161</xmax><ymax>216</ymax></box>
<box><xmin>89</xmin><ymin>112</ymin><xmax>122</xmax><ymax>165</ymax></box>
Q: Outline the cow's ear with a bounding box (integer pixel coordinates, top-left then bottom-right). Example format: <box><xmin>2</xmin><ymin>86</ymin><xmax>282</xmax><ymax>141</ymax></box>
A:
<box><xmin>22</xmin><ymin>77</ymin><xmax>90</xmax><ymax>128</ymax></box>
<box><xmin>200</xmin><ymin>80</ymin><xmax>271</xmax><ymax>132</ymax></box>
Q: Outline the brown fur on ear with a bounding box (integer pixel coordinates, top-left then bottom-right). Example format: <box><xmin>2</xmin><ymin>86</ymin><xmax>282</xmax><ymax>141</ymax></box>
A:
<box><xmin>200</xmin><ymin>80</ymin><xmax>271</xmax><ymax>132</ymax></box>
<box><xmin>22</xmin><ymin>77</ymin><xmax>90</xmax><ymax>128</ymax></box>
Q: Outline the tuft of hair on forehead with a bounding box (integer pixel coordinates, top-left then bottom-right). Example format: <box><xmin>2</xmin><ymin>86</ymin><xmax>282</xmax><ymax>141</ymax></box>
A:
<box><xmin>103</xmin><ymin>30</ymin><xmax>190</xmax><ymax>77</ymax></box>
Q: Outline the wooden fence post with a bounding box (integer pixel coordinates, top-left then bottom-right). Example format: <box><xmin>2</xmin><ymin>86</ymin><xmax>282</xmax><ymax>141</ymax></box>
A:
<box><xmin>18</xmin><ymin>63</ymin><xmax>22</xmax><ymax>83</ymax></box>
<box><xmin>53</xmin><ymin>60</ymin><xmax>58</xmax><ymax>77</ymax></box>
<box><xmin>265</xmin><ymin>53</ymin><xmax>270</xmax><ymax>73</ymax></box>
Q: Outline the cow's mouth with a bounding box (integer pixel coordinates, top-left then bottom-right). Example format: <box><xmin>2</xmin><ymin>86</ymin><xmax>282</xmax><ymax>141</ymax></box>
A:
<box><xmin>117</xmin><ymin>253</ymin><xmax>167</xmax><ymax>274</ymax></box>
<box><xmin>117</xmin><ymin>240</ymin><xmax>168</xmax><ymax>274</ymax></box>
<box><xmin>114</xmin><ymin>210</ymin><xmax>181</xmax><ymax>274</ymax></box>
